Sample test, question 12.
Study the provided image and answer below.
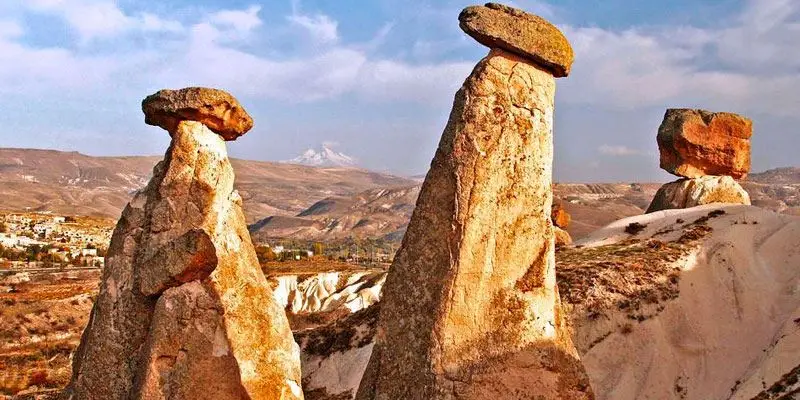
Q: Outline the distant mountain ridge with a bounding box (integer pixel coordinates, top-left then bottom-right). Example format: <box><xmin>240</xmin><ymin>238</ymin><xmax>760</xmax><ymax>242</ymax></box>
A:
<box><xmin>0</xmin><ymin>148</ymin><xmax>413</xmax><ymax>223</ymax></box>
<box><xmin>0</xmin><ymin>148</ymin><xmax>797</xmax><ymax>242</ymax></box>
<box><xmin>285</xmin><ymin>144</ymin><xmax>357</xmax><ymax>168</ymax></box>
<box><xmin>747</xmin><ymin>167</ymin><xmax>800</xmax><ymax>184</ymax></box>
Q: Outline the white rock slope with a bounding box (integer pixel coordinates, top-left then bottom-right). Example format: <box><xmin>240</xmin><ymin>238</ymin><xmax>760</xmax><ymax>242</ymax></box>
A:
<box><xmin>574</xmin><ymin>204</ymin><xmax>800</xmax><ymax>400</ymax></box>
<box><xmin>293</xmin><ymin>204</ymin><xmax>800</xmax><ymax>400</ymax></box>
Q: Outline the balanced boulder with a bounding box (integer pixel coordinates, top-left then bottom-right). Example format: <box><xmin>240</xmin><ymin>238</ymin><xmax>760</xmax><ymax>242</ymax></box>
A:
<box><xmin>357</xmin><ymin>4</ymin><xmax>592</xmax><ymax>399</ymax></box>
<box><xmin>552</xmin><ymin>198</ymin><xmax>571</xmax><ymax>229</ymax></box>
<box><xmin>646</xmin><ymin>175</ymin><xmax>751</xmax><ymax>213</ymax></box>
<box><xmin>555</xmin><ymin>226</ymin><xmax>573</xmax><ymax>248</ymax></box>
<box><xmin>63</xmin><ymin>88</ymin><xmax>303</xmax><ymax>400</ymax></box>
<box><xmin>657</xmin><ymin>109</ymin><xmax>752</xmax><ymax>179</ymax></box>
<box><xmin>459</xmin><ymin>3</ymin><xmax>574</xmax><ymax>77</ymax></box>
<box><xmin>142</xmin><ymin>87</ymin><xmax>254</xmax><ymax>141</ymax></box>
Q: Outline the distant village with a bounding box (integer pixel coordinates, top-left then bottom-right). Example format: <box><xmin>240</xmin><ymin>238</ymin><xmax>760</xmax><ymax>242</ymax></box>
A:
<box><xmin>0</xmin><ymin>212</ymin><xmax>113</xmax><ymax>270</ymax></box>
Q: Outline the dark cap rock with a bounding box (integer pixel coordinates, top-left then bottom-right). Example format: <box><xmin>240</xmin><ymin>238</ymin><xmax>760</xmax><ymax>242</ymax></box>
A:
<box><xmin>459</xmin><ymin>3</ymin><xmax>574</xmax><ymax>77</ymax></box>
<box><xmin>142</xmin><ymin>87</ymin><xmax>253</xmax><ymax>140</ymax></box>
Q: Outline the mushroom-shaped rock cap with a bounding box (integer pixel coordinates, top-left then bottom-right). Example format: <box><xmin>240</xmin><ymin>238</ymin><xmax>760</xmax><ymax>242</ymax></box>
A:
<box><xmin>142</xmin><ymin>87</ymin><xmax>253</xmax><ymax>140</ymax></box>
<box><xmin>459</xmin><ymin>3</ymin><xmax>574</xmax><ymax>77</ymax></box>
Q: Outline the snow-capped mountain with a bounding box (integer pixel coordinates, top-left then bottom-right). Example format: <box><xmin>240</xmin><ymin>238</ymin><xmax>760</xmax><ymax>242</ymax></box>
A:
<box><xmin>285</xmin><ymin>144</ymin><xmax>358</xmax><ymax>168</ymax></box>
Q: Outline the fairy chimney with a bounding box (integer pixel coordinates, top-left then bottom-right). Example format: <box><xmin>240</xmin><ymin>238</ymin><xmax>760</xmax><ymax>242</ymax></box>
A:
<box><xmin>356</xmin><ymin>4</ymin><xmax>592</xmax><ymax>399</ymax></box>
<box><xmin>63</xmin><ymin>87</ymin><xmax>303</xmax><ymax>400</ymax></box>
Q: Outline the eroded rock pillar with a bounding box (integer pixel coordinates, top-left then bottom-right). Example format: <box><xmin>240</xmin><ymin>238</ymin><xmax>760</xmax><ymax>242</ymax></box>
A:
<box><xmin>357</xmin><ymin>4</ymin><xmax>592</xmax><ymax>399</ymax></box>
<box><xmin>63</xmin><ymin>88</ymin><xmax>303</xmax><ymax>400</ymax></box>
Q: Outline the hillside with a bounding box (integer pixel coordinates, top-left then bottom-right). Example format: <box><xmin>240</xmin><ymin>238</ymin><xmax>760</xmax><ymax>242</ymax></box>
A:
<box><xmin>743</xmin><ymin>167</ymin><xmax>800</xmax><ymax>216</ymax></box>
<box><xmin>0</xmin><ymin>148</ymin><xmax>414</xmax><ymax>223</ymax></box>
<box><xmin>250</xmin><ymin>186</ymin><xmax>420</xmax><ymax>241</ymax></box>
<box><xmin>280</xmin><ymin>205</ymin><xmax>800</xmax><ymax>399</ymax></box>
<box><xmin>1</xmin><ymin>148</ymin><xmax>798</xmax><ymax>241</ymax></box>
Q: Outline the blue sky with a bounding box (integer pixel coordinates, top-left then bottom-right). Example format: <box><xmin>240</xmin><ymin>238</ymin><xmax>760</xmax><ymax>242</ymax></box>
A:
<box><xmin>0</xmin><ymin>0</ymin><xmax>798</xmax><ymax>182</ymax></box>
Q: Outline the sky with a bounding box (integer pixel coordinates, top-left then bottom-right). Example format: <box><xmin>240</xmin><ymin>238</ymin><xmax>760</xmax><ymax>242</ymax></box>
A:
<box><xmin>0</xmin><ymin>0</ymin><xmax>798</xmax><ymax>182</ymax></box>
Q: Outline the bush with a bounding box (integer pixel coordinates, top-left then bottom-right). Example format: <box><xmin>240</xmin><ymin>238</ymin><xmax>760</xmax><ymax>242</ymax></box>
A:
<box><xmin>28</xmin><ymin>370</ymin><xmax>49</xmax><ymax>387</ymax></box>
<box><xmin>624</xmin><ymin>222</ymin><xmax>647</xmax><ymax>235</ymax></box>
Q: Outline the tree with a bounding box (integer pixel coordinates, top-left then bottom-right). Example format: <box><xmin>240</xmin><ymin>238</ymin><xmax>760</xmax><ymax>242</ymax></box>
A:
<box><xmin>254</xmin><ymin>245</ymin><xmax>277</xmax><ymax>264</ymax></box>
<box><xmin>312</xmin><ymin>242</ymin><xmax>324</xmax><ymax>257</ymax></box>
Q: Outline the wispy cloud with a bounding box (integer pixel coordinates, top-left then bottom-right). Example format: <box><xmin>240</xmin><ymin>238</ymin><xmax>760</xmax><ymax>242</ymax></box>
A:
<box><xmin>597</xmin><ymin>145</ymin><xmax>648</xmax><ymax>156</ymax></box>
<box><xmin>560</xmin><ymin>0</ymin><xmax>800</xmax><ymax>117</ymax></box>
<box><xmin>209</xmin><ymin>5</ymin><xmax>262</xmax><ymax>35</ymax></box>
<box><xmin>23</xmin><ymin>0</ymin><xmax>183</xmax><ymax>42</ymax></box>
<box><xmin>287</xmin><ymin>14</ymin><xmax>339</xmax><ymax>44</ymax></box>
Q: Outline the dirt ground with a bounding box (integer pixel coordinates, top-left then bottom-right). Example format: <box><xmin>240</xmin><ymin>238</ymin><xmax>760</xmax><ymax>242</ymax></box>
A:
<box><xmin>0</xmin><ymin>270</ymin><xmax>98</xmax><ymax>398</ymax></box>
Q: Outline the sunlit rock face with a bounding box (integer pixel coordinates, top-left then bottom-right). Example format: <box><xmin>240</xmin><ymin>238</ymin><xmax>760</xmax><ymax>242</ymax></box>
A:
<box><xmin>356</xmin><ymin>36</ymin><xmax>592</xmax><ymax>400</ymax></box>
<box><xmin>646</xmin><ymin>175</ymin><xmax>751</xmax><ymax>213</ymax></box>
<box><xmin>63</xmin><ymin>88</ymin><xmax>303</xmax><ymax>400</ymax></box>
<box><xmin>657</xmin><ymin>108</ymin><xmax>752</xmax><ymax>180</ymax></box>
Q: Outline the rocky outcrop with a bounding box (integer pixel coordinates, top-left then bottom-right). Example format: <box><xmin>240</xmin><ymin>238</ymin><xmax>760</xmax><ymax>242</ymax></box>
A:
<box><xmin>657</xmin><ymin>109</ymin><xmax>752</xmax><ymax>179</ymax></box>
<box><xmin>63</xmin><ymin>88</ymin><xmax>303</xmax><ymax>400</ymax></box>
<box><xmin>648</xmin><ymin>109</ymin><xmax>753</xmax><ymax>214</ymax></box>
<box><xmin>555</xmin><ymin>226</ymin><xmax>573</xmax><ymax>248</ymax></box>
<box><xmin>142</xmin><ymin>87</ymin><xmax>254</xmax><ymax>140</ymax></box>
<box><xmin>271</xmin><ymin>271</ymin><xmax>385</xmax><ymax>315</ymax></box>
<box><xmin>570</xmin><ymin>205</ymin><xmax>800</xmax><ymax>400</ymax></box>
<box><xmin>552</xmin><ymin>199</ymin><xmax>572</xmax><ymax>229</ymax></box>
<box><xmin>356</xmin><ymin>5</ymin><xmax>591</xmax><ymax>400</ymax></box>
<box><xmin>459</xmin><ymin>3</ymin><xmax>574</xmax><ymax>77</ymax></box>
<box><xmin>646</xmin><ymin>175</ymin><xmax>751</xmax><ymax>213</ymax></box>
<box><xmin>553</xmin><ymin>199</ymin><xmax>573</xmax><ymax>247</ymax></box>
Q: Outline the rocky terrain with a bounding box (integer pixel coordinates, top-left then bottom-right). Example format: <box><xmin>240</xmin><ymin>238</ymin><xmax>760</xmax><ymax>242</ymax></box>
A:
<box><xmin>3</xmin><ymin>2</ymin><xmax>800</xmax><ymax>399</ymax></box>
<box><xmin>63</xmin><ymin>88</ymin><xmax>304</xmax><ymax>399</ymax></box>
<box><xmin>250</xmin><ymin>186</ymin><xmax>420</xmax><ymax>242</ymax></box>
<box><xmin>278</xmin><ymin>204</ymin><xmax>800</xmax><ymax>400</ymax></box>
<box><xmin>3</xmin><ymin>147</ymin><xmax>796</xmax><ymax>244</ymax></box>
<box><xmin>0</xmin><ymin>271</ymin><xmax>97</xmax><ymax>397</ymax></box>
<box><xmin>0</xmin><ymin>148</ymin><xmax>413</xmax><ymax>223</ymax></box>
<box><xmin>743</xmin><ymin>167</ymin><xmax>800</xmax><ymax>216</ymax></box>
<box><xmin>648</xmin><ymin>109</ymin><xmax>753</xmax><ymax>213</ymax></box>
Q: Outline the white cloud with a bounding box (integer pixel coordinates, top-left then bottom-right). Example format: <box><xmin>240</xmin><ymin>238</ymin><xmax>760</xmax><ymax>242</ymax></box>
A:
<box><xmin>560</xmin><ymin>0</ymin><xmax>800</xmax><ymax>117</ymax></box>
<box><xmin>356</xmin><ymin>60</ymin><xmax>472</xmax><ymax>104</ymax></box>
<box><xmin>209</xmin><ymin>5</ymin><xmax>262</xmax><ymax>34</ymax></box>
<box><xmin>4</xmin><ymin>0</ymin><xmax>800</xmax><ymax>117</ymax></box>
<box><xmin>0</xmin><ymin>20</ymin><xmax>23</xmax><ymax>39</ymax></box>
<box><xmin>597</xmin><ymin>145</ymin><xmax>647</xmax><ymax>156</ymax></box>
<box><xmin>140</xmin><ymin>13</ymin><xmax>183</xmax><ymax>33</ymax></box>
<box><xmin>23</xmin><ymin>0</ymin><xmax>183</xmax><ymax>41</ymax></box>
<box><xmin>287</xmin><ymin>14</ymin><xmax>339</xmax><ymax>44</ymax></box>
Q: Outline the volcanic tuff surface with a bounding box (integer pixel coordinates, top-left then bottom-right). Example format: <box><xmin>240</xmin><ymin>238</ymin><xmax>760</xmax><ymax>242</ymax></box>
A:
<box><xmin>646</xmin><ymin>175</ymin><xmax>751</xmax><ymax>213</ymax></box>
<box><xmin>64</xmin><ymin>87</ymin><xmax>304</xmax><ymax>400</ymax></box>
<box><xmin>657</xmin><ymin>108</ymin><xmax>752</xmax><ymax>180</ymax></box>
<box><xmin>358</xmin><ymin>46</ymin><xmax>592</xmax><ymax>399</ymax></box>
<box><xmin>274</xmin><ymin>205</ymin><xmax>800</xmax><ymax>400</ymax></box>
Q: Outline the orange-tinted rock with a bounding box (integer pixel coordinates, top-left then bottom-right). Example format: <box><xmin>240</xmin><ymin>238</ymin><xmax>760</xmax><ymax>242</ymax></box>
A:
<box><xmin>657</xmin><ymin>109</ymin><xmax>752</xmax><ymax>179</ymax></box>
<box><xmin>356</xmin><ymin>48</ymin><xmax>592</xmax><ymax>400</ymax></box>
<box><xmin>459</xmin><ymin>3</ymin><xmax>574</xmax><ymax>77</ymax></box>
<box><xmin>555</xmin><ymin>226</ymin><xmax>573</xmax><ymax>248</ymax></box>
<box><xmin>142</xmin><ymin>87</ymin><xmax>254</xmax><ymax>141</ymax></box>
<box><xmin>552</xmin><ymin>198</ymin><xmax>571</xmax><ymax>229</ymax></box>
<box><xmin>63</xmin><ymin>90</ymin><xmax>302</xmax><ymax>400</ymax></box>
